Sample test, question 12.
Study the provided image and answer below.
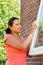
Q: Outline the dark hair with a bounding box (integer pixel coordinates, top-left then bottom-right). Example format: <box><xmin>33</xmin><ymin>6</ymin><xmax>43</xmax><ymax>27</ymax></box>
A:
<box><xmin>5</xmin><ymin>17</ymin><xmax>19</xmax><ymax>34</ymax></box>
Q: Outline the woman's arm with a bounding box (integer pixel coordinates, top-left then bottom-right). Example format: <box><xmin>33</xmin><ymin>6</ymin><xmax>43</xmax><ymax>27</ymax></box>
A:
<box><xmin>23</xmin><ymin>20</ymin><xmax>36</xmax><ymax>49</ymax></box>
<box><xmin>5</xmin><ymin>32</ymin><xmax>34</xmax><ymax>50</ymax></box>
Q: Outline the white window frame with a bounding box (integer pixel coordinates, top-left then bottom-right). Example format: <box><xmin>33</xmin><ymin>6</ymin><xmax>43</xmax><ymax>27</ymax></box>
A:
<box><xmin>29</xmin><ymin>0</ymin><xmax>43</xmax><ymax>56</ymax></box>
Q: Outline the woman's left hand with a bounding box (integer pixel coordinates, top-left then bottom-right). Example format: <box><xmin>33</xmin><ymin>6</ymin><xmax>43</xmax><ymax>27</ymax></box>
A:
<box><xmin>32</xmin><ymin>20</ymin><xmax>37</xmax><ymax>33</ymax></box>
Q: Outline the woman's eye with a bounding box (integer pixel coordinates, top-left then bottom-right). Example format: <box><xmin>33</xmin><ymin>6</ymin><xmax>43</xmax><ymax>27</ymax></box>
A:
<box><xmin>16</xmin><ymin>23</ymin><xmax>21</xmax><ymax>26</ymax></box>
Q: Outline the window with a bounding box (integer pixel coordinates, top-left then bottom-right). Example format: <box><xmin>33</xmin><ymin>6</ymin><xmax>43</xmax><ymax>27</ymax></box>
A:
<box><xmin>29</xmin><ymin>0</ymin><xmax>43</xmax><ymax>56</ymax></box>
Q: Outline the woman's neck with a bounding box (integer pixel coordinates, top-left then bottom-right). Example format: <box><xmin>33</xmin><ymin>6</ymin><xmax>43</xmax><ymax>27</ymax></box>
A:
<box><xmin>12</xmin><ymin>32</ymin><xmax>19</xmax><ymax>38</ymax></box>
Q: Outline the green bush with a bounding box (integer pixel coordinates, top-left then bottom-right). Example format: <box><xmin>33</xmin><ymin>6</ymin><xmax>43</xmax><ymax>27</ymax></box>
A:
<box><xmin>0</xmin><ymin>39</ymin><xmax>6</xmax><ymax>65</ymax></box>
<box><xmin>0</xmin><ymin>0</ymin><xmax>20</xmax><ymax>65</ymax></box>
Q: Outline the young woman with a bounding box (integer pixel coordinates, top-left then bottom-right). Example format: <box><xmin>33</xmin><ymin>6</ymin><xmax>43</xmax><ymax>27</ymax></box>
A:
<box><xmin>4</xmin><ymin>17</ymin><xmax>36</xmax><ymax>65</ymax></box>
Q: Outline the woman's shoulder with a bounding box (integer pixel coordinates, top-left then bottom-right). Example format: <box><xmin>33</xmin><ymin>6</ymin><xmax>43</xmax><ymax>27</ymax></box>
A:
<box><xmin>4</xmin><ymin>34</ymin><xmax>13</xmax><ymax>38</ymax></box>
<box><xmin>4</xmin><ymin>34</ymin><xmax>13</xmax><ymax>42</ymax></box>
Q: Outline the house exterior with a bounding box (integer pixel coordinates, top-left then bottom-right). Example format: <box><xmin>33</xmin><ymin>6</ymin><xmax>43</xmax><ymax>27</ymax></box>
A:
<box><xmin>21</xmin><ymin>0</ymin><xmax>43</xmax><ymax>65</ymax></box>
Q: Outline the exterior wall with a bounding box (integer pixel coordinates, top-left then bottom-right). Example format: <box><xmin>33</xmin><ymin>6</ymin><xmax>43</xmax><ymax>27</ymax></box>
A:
<box><xmin>21</xmin><ymin>0</ymin><xmax>43</xmax><ymax>65</ymax></box>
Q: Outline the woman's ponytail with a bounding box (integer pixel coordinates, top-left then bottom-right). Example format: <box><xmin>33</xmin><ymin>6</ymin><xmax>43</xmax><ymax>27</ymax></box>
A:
<box><xmin>5</xmin><ymin>28</ymin><xmax>12</xmax><ymax>34</ymax></box>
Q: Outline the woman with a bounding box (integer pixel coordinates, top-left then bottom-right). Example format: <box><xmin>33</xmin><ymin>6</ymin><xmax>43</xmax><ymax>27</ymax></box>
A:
<box><xmin>4</xmin><ymin>17</ymin><xmax>36</xmax><ymax>65</ymax></box>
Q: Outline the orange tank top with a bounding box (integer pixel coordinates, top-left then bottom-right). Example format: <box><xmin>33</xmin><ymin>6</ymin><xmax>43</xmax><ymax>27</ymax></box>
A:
<box><xmin>4</xmin><ymin>34</ymin><xmax>28</xmax><ymax>65</ymax></box>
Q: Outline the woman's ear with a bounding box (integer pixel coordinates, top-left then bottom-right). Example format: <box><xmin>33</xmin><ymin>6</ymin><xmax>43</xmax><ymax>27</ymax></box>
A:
<box><xmin>9</xmin><ymin>26</ymin><xmax>12</xmax><ymax>31</ymax></box>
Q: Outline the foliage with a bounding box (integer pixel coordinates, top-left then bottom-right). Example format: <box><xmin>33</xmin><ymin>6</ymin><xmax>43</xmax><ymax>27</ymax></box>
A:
<box><xmin>0</xmin><ymin>0</ymin><xmax>20</xmax><ymax>39</ymax></box>
<box><xmin>39</xmin><ymin>19</ymin><xmax>43</xmax><ymax>31</ymax></box>
<box><xmin>0</xmin><ymin>0</ymin><xmax>20</xmax><ymax>65</ymax></box>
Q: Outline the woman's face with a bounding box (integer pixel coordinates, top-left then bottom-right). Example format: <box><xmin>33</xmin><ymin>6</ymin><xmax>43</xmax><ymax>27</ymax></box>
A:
<box><xmin>10</xmin><ymin>20</ymin><xmax>22</xmax><ymax>33</ymax></box>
